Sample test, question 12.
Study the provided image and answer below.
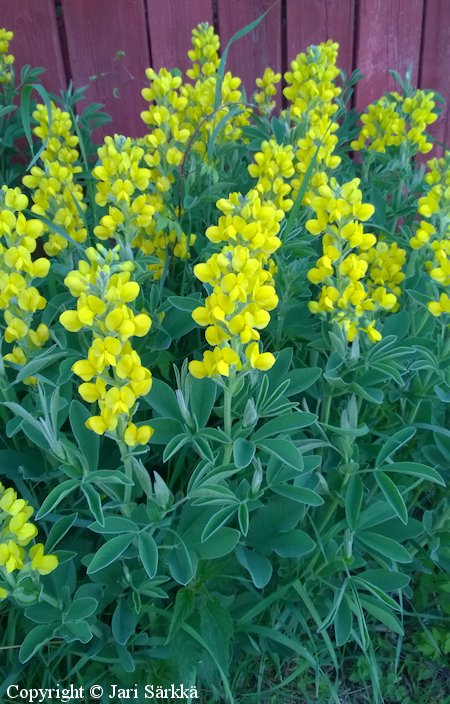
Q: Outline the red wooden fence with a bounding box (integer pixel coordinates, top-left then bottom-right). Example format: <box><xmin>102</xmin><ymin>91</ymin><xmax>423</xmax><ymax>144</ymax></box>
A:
<box><xmin>1</xmin><ymin>0</ymin><xmax>449</xmax><ymax>148</ymax></box>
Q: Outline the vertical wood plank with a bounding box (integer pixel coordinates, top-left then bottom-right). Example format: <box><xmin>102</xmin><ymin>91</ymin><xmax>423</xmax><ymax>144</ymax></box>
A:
<box><xmin>355</xmin><ymin>0</ymin><xmax>424</xmax><ymax>111</ymax></box>
<box><xmin>146</xmin><ymin>0</ymin><xmax>213</xmax><ymax>73</ymax></box>
<box><xmin>286</xmin><ymin>0</ymin><xmax>355</xmax><ymax>79</ymax></box>
<box><xmin>217</xmin><ymin>0</ymin><xmax>282</xmax><ymax>100</ymax></box>
<box><xmin>1</xmin><ymin>0</ymin><xmax>66</xmax><ymax>92</ymax></box>
<box><xmin>62</xmin><ymin>0</ymin><xmax>150</xmax><ymax>137</ymax></box>
<box><xmin>420</xmin><ymin>0</ymin><xmax>450</xmax><ymax>153</ymax></box>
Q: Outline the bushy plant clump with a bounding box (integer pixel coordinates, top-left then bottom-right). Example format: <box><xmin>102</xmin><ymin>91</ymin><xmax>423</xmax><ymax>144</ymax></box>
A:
<box><xmin>0</xmin><ymin>22</ymin><xmax>448</xmax><ymax>703</ymax></box>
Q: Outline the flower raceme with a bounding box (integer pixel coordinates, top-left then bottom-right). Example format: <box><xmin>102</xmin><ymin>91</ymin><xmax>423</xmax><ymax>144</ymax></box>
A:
<box><xmin>93</xmin><ymin>134</ymin><xmax>195</xmax><ymax>277</ymax></box>
<box><xmin>189</xmin><ymin>137</ymin><xmax>297</xmax><ymax>379</ymax></box>
<box><xmin>306</xmin><ymin>175</ymin><xmax>406</xmax><ymax>342</ymax></box>
<box><xmin>0</xmin><ymin>28</ymin><xmax>14</xmax><ymax>84</ymax></box>
<box><xmin>0</xmin><ymin>482</ymin><xmax>58</xmax><ymax>600</ymax></box>
<box><xmin>0</xmin><ymin>186</ymin><xmax>50</xmax><ymax>375</ymax></box>
<box><xmin>189</xmin><ymin>193</ymin><xmax>282</xmax><ymax>378</ymax></box>
<box><xmin>410</xmin><ymin>153</ymin><xmax>450</xmax><ymax>316</ymax></box>
<box><xmin>284</xmin><ymin>41</ymin><xmax>342</xmax><ymax>198</ymax></box>
<box><xmin>351</xmin><ymin>90</ymin><xmax>438</xmax><ymax>155</ymax></box>
<box><xmin>254</xmin><ymin>68</ymin><xmax>281</xmax><ymax>115</ymax></box>
<box><xmin>22</xmin><ymin>102</ymin><xmax>87</xmax><ymax>257</ymax></box>
<box><xmin>59</xmin><ymin>245</ymin><xmax>153</xmax><ymax>446</ymax></box>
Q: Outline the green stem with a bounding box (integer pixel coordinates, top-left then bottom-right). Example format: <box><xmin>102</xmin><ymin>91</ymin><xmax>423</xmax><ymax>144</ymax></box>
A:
<box><xmin>119</xmin><ymin>440</ymin><xmax>134</xmax><ymax>516</ymax></box>
<box><xmin>321</xmin><ymin>392</ymin><xmax>332</xmax><ymax>425</ymax></box>
<box><xmin>222</xmin><ymin>372</ymin><xmax>235</xmax><ymax>465</ymax></box>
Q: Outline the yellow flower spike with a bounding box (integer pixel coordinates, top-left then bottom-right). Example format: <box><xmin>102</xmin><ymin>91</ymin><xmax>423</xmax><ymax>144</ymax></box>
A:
<box><xmin>0</xmin><ymin>587</ymin><xmax>8</xmax><ymax>600</ymax></box>
<box><xmin>28</xmin><ymin>544</ymin><xmax>58</xmax><ymax>576</ymax></box>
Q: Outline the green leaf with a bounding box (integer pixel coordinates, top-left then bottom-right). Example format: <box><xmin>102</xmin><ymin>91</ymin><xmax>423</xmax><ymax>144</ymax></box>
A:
<box><xmin>168</xmin><ymin>588</ymin><xmax>195</xmax><ymax>640</ymax></box>
<box><xmin>190</xmin><ymin>377</ymin><xmax>216</xmax><ymax>428</ymax></box>
<box><xmin>58</xmin><ymin>620</ymin><xmax>92</xmax><ymax>643</ymax></box>
<box><xmin>146</xmin><ymin>379</ymin><xmax>183</xmax><ymax>420</ymax></box>
<box><xmin>138</xmin><ymin>532</ymin><xmax>158</xmax><ymax>579</ymax></box>
<box><xmin>235</xmin><ymin>545</ymin><xmax>272</xmax><ymax>589</ymax></box>
<box><xmin>65</xmin><ymin>597</ymin><xmax>98</xmax><ymax>622</ymax></box>
<box><xmin>86</xmin><ymin>470</ymin><xmax>133</xmax><ymax>486</ymax></box>
<box><xmin>36</xmin><ymin>480</ymin><xmax>79</xmax><ymax>519</ymax></box>
<box><xmin>375</xmin><ymin>471</ymin><xmax>408</xmax><ymax>525</ymax></box>
<box><xmin>69</xmin><ymin>400</ymin><xmax>99</xmax><ymax>471</ymax></box>
<box><xmin>196</xmin><ymin>528</ymin><xmax>240</xmax><ymax>559</ymax></box>
<box><xmin>238</xmin><ymin>503</ymin><xmax>249</xmax><ymax>536</ymax></box>
<box><xmin>253</xmin><ymin>411</ymin><xmax>317</xmax><ymax>440</ymax></box>
<box><xmin>23</xmin><ymin>83</ymin><xmax>54</xmax><ymax>171</ymax></box>
<box><xmin>269</xmin><ymin>529</ymin><xmax>315</xmax><ymax>557</ymax></box>
<box><xmin>201</xmin><ymin>506</ymin><xmax>237</xmax><ymax>543</ymax></box>
<box><xmin>163</xmin><ymin>433</ymin><xmax>191</xmax><ymax>462</ymax></box>
<box><xmin>213</xmin><ymin>6</ymin><xmax>272</xmax><ymax>111</ymax></box>
<box><xmin>25</xmin><ymin>602</ymin><xmax>60</xmax><ymax>625</ymax></box>
<box><xmin>334</xmin><ymin>596</ymin><xmax>352</xmax><ymax>646</ymax></box>
<box><xmin>345</xmin><ymin>475</ymin><xmax>363</xmax><ymax>531</ymax></box>
<box><xmin>286</xmin><ymin>367</ymin><xmax>322</xmax><ymax>395</ymax></box>
<box><xmin>15</xmin><ymin>348</ymin><xmax>67</xmax><ymax>383</ymax></box>
<box><xmin>377</xmin><ymin>462</ymin><xmax>444</xmax><ymax>486</ymax></box>
<box><xmin>88</xmin><ymin>517</ymin><xmax>137</xmax><ymax>534</ymax></box>
<box><xmin>358</xmin><ymin>532</ymin><xmax>412</xmax><ymax>563</ymax></box>
<box><xmin>360</xmin><ymin>597</ymin><xmax>403</xmax><ymax>636</ymax></box>
<box><xmin>81</xmin><ymin>484</ymin><xmax>104</xmax><ymax>526</ymax></box>
<box><xmin>356</xmin><ymin>569</ymin><xmax>410</xmax><ymax>592</ymax></box>
<box><xmin>45</xmin><ymin>513</ymin><xmax>78</xmax><ymax>553</ymax></box>
<box><xmin>167</xmin><ymin>540</ymin><xmax>197</xmax><ymax>585</ymax></box>
<box><xmin>353</xmin><ymin>579</ymin><xmax>402</xmax><ymax>611</ymax></box>
<box><xmin>257</xmin><ymin>439</ymin><xmax>303</xmax><ymax>470</ymax></box>
<box><xmin>19</xmin><ymin>624</ymin><xmax>56</xmax><ymax>663</ymax></box>
<box><xmin>376</xmin><ymin>427</ymin><xmax>416</xmax><ymax>466</ymax></box>
<box><xmin>233</xmin><ymin>438</ymin><xmax>255</xmax><ymax>468</ymax></box>
<box><xmin>87</xmin><ymin>534</ymin><xmax>133</xmax><ymax>574</ymax></box>
<box><xmin>149</xmin><ymin>417</ymin><xmax>184</xmax><ymax>444</ymax></box>
<box><xmin>168</xmin><ymin>296</ymin><xmax>202</xmax><ymax>312</ymax></box>
<box><xmin>112</xmin><ymin>599</ymin><xmax>138</xmax><ymax>645</ymax></box>
<box><xmin>272</xmin><ymin>484</ymin><xmax>324</xmax><ymax>506</ymax></box>
<box><xmin>285</xmin><ymin>134</ymin><xmax>325</xmax><ymax>236</ymax></box>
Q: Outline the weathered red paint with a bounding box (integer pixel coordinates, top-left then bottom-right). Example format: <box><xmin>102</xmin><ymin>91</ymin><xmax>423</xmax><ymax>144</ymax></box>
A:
<box><xmin>0</xmin><ymin>0</ymin><xmax>449</xmax><ymax>148</ymax></box>
<box><xmin>146</xmin><ymin>0</ymin><xmax>213</xmax><ymax>74</ymax></box>
<box><xmin>1</xmin><ymin>0</ymin><xmax>66</xmax><ymax>92</ymax></box>
<box><xmin>355</xmin><ymin>0</ymin><xmax>424</xmax><ymax>112</ymax></box>
<box><xmin>420</xmin><ymin>0</ymin><xmax>450</xmax><ymax>154</ymax></box>
<box><xmin>62</xmin><ymin>0</ymin><xmax>150</xmax><ymax>137</ymax></box>
<box><xmin>286</xmin><ymin>0</ymin><xmax>355</xmax><ymax>80</ymax></box>
<box><xmin>217</xmin><ymin>0</ymin><xmax>282</xmax><ymax>107</ymax></box>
